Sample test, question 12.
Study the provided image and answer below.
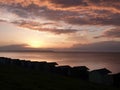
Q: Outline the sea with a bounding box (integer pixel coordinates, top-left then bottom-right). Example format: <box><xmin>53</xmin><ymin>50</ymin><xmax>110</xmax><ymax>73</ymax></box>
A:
<box><xmin>0</xmin><ymin>52</ymin><xmax>120</xmax><ymax>74</ymax></box>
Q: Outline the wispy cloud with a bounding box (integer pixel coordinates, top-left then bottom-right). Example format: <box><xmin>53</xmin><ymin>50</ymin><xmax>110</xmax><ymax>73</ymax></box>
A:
<box><xmin>70</xmin><ymin>41</ymin><xmax>120</xmax><ymax>52</ymax></box>
<box><xmin>0</xmin><ymin>0</ymin><xmax>120</xmax><ymax>26</ymax></box>
<box><xmin>12</xmin><ymin>20</ymin><xmax>78</xmax><ymax>34</ymax></box>
<box><xmin>95</xmin><ymin>27</ymin><xmax>120</xmax><ymax>39</ymax></box>
<box><xmin>1</xmin><ymin>41</ymin><xmax>120</xmax><ymax>52</ymax></box>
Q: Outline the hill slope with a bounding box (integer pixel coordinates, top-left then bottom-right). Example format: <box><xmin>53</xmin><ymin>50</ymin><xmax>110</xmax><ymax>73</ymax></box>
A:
<box><xmin>0</xmin><ymin>64</ymin><xmax>119</xmax><ymax>90</ymax></box>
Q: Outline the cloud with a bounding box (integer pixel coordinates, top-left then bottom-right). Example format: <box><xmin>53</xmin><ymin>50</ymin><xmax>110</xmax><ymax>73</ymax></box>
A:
<box><xmin>95</xmin><ymin>27</ymin><xmax>120</xmax><ymax>38</ymax></box>
<box><xmin>12</xmin><ymin>20</ymin><xmax>78</xmax><ymax>34</ymax></box>
<box><xmin>64</xmin><ymin>12</ymin><xmax>120</xmax><ymax>26</ymax></box>
<box><xmin>0</xmin><ymin>44</ymin><xmax>28</xmax><ymax>51</ymax></box>
<box><xmin>0</xmin><ymin>0</ymin><xmax>120</xmax><ymax>34</ymax></box>
<box><xmin>70</xmin><ymin>41</ymin><xmax>120</xmax><ymax>52</ymax></box>
<box><xmin>0</xmin><ymin>0</ymin><xmax>120</xmax><ymax>13</ymax></box>
<box><xmin>0</xmin><ymin>44</ymin><xmax>53</xmax><ymax>51</ymax></box>
<box><xmin>0</xmin><ymin>19</ymin><xmax>7</xmax><ymax>22</ymax></box>
<box><xmin>48</xmin><ymin>0</ymin><xmax>86</xmax><ymax>8</ymax></box>
<box><xmin>1</xmin><ymin>41</ymin><xmax>120</xmax><ymax>52</ymax></box>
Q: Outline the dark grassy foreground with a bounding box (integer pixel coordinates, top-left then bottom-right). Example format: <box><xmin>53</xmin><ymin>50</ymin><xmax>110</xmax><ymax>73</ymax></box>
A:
<box><xmin>0</xmin><ymin>64</ymin><xmax>119</xmax><ymax>90</ymax></box>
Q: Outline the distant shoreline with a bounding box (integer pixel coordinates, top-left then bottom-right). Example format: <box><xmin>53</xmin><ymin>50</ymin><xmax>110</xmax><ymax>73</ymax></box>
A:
<box><xmin>0</xmin><ymin>50</ymin><xmax>120</xmax><ymax>53</ymax></box>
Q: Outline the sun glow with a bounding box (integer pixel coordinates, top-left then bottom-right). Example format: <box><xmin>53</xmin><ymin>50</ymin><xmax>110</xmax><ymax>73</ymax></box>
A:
<box><xmin>28</xmin><ymin>40</ymin><xmax>43</xmax><ymax>48</ymax></box>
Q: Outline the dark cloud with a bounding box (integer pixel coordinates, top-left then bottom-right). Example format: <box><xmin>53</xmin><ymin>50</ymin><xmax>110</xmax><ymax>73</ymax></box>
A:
<box><xmin>64</xmin><ymin>12</ymin><xmax>120</xmax><ymax>26</ymax></box>
<box><xmin>0</xmin><ymin>44</ymin><xmax>28</xmax><ymax>51</ymax></box>
<box><xmin>1</xmin><ymin>41</ymin><xmax>120</xmax><ymax>52</ymax></box>
<box><xmin>0</xmin><ymin>44</ymin><xmax>53</xmax><ymax>51</ymax></box>
<box><xmin>88</xmin><ymin>0</ymin><xmax>120</xmax><ymax>9</ymax></box>
<box><xmin>0</xmin><ymin>0</ymin><xmax>120</xmax><ymax>34</ymax></box>
<box><xmin>47</xmin><ymin>0</ymin><xmax>120</xmax><ymax>12</ymax></box>
<box><xmin>12</xmin><ymin>20</ymin><xmax>78</xmax><ymax>34</ymax></box>
<box><xmin>70</xmin><ymin>41</ymin><xmax>120</xmax><ymax>52</ymax></box>
<box><xmin>95</xmin><ymin>27</ymin><xmax>120</xmax><ymax>38</ymax></box>
<box><xmin>49</xmin><ymin>0</ymin><xmax>88</xmax><ymax>7</ymax></box>
<box><xmin>0</xmin><ymin>19</ymin><xmax>7</xmax><ymax>22</ymax></box>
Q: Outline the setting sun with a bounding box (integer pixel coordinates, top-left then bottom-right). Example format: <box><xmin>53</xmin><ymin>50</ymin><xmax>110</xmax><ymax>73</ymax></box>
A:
<box><xmin>28</xmin><ymin>41</ymin><xmax>42</xmax><ymax>48</ymax></box>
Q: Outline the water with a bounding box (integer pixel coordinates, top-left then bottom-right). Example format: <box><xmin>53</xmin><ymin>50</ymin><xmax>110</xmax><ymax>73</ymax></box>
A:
<box><xmin>0</xmin><ymin>52</ymin><xmax>120</xmax><ymax>73</ymax></box>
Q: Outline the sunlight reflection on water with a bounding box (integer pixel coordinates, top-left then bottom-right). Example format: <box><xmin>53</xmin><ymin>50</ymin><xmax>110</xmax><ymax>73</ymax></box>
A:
<box><xmin>0</xmin><ymin>52</ymin><xmax>120</xmax><ymax>73</ymax></box>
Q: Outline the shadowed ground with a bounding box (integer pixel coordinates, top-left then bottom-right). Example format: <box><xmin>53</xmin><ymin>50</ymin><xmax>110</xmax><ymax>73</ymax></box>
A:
<box><xmin>0</xmin><ymin>64</ymin><xmax>119</xmax><ymax>90</ymax></box>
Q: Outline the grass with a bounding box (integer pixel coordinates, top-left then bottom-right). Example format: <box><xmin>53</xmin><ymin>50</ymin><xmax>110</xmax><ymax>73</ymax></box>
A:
<box><xmin>0</xmin><ymin>64</ymin><xmax>119</xmax><ymax>90</ymax></box>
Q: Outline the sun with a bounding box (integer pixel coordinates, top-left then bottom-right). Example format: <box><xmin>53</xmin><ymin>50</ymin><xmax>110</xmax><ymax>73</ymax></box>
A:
<box><xmin>28</xmin><ymin>41</ymin><xmax>42</xmax><ymax>48</ymax></box>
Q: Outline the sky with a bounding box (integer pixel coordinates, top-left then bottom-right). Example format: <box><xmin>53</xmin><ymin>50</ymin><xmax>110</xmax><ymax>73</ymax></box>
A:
<box><xmin>0</xmin><ymin>0</ymin><xmax>120</xmax><ymax>52</ymax></box>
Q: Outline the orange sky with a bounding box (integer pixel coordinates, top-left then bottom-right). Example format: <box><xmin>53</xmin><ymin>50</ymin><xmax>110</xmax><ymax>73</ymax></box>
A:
<box><xmin>0</xmin><ymin>0</ymin><xmax>120</xmax><ymax>51</ymax></box>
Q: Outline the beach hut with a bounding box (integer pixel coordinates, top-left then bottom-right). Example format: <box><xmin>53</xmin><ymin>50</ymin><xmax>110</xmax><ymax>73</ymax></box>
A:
<box><xmin>38</xmin><ymin>61</ymin><xmax>49</xmax><ymax>71</ymax></box>
<box><xmin>89</xmin><ymin>68</ymin><xmax>113</xmax><ymax>85</ymax></box>
<box><xmin>11</xmin><ymin>59</ymin><xmax>22</xmax><ymax>66</ymax></box>
<box><xmin>20</xmin><ymin>60</ymin><xmax>29</xmax><ymax>67</ymax></box>
<box><xmin>0</xmin><ymin>57</ymin><xmax>10</xmax><ymax>64</ymax></box>
<box><xmin>112</xmin><ymin>73</ymin><xmax>120</xmax><ymax>87</ymax></box>
<box><xmin>71</xmin><ymin>66</ymin><xmax>89</xmax><ymax>80</ymax></box>
<box><xmin>29</xmin><ymin>61</ymin><xmax>50</xmax><ymax>71</ymax></box>
<box><xmin>47</xmin><ymin>62</ymin><xmax>58</xmax><ymax>72</ymax></box>
<box><xmin>56</xmin><ymin>65</ymin><xmax>72</xmax><ymax>76</ymax></box>
<box><xmin>31</xmin><ymin>61</ymin><xmax>40</xmax><ymax>70</ymax></box>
